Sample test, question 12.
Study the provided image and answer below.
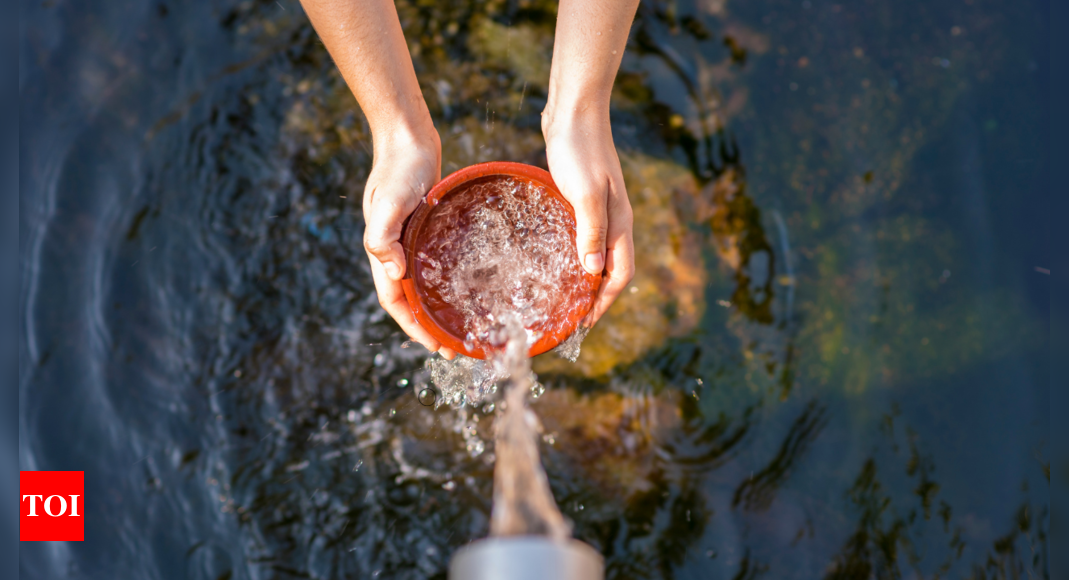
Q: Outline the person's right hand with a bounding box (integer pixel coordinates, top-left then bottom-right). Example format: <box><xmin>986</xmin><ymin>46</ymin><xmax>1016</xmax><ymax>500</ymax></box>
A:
<box><xmin>362</xmin><ymin>130</ymin><xmax>457</xmax><ymax>359</ymax></box>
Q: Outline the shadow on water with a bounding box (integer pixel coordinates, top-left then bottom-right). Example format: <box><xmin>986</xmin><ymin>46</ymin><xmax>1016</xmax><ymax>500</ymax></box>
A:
<box><xmin>19</xmin><ymin>0</ymin><xmax>1048</xmax><ymax>579</ymax></box>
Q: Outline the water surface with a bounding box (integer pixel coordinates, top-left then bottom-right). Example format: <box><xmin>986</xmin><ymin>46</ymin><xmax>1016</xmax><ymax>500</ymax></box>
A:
<box><xmin>19</xmin><ymin>0</ymin><xmax>1049</xmax><ymax>578</ymax></box>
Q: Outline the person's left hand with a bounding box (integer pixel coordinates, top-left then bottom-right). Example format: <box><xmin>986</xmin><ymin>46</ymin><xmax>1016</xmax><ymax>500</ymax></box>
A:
<box><xmin>543</xmin><ymin>108</ymin><xmax>635</xmax><ymax>327</ymax></box>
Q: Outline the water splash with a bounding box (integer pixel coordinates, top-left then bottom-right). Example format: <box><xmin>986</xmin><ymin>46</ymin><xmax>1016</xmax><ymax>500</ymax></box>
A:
<box><xmin>427</xmin><ymin>319</ymin><xmax>574</xmax><ymax>538</ymax></box>
<box><xmin>414</xmin><ymin>177</ymin><xmax>594</xmax><ymax>352</ymax></box>
<box><xmin>551</xmin><ymin>325</ymin><xmax>590</xmax><ymax>363</ymax></box>
<box><xmin>413</xmin><ymin>176</ymin><xmax>597</xmax><ymax>539</ymax></box>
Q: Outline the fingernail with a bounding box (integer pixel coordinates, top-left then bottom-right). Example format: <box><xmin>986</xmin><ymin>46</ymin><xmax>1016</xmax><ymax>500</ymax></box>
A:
<box><xmin>384</xmin><ymin>261</ymin><xmax>401</xmax><ymax>279</ymax></box>
<box><xmin>584</xmin><ymin>252</ymin><xmax>604</xmax><ymax>274</ymax></box>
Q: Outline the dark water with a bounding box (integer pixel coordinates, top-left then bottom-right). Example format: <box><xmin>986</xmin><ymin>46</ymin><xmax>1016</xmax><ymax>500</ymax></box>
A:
<box><xmin>19</xmin><ymin>0</ymin><xmax>1049</xmax><ymax>578</ymax></box>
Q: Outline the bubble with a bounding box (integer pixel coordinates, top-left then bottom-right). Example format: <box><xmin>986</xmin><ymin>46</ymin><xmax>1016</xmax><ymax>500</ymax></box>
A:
<box><xmin>418</xmin><ymin>388</ymin><xmax>437</xmax><ymax>407</ymax></box>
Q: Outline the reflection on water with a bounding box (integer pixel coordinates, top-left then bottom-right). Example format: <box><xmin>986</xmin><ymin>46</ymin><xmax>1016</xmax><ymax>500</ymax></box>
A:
<box><xmin>19</xmin><ymin>0</ymin><xmax>1048</xmax><ymax>579</ymax></box>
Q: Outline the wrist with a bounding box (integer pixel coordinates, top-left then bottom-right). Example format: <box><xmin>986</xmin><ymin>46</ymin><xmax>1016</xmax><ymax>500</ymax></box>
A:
<box><xmin>543</xmin><ymin>97</ymin><xmax>611</xmax><ymax>139</ymax></box>
<box><xmin>541</xmin><ymin>96</ymin><xmax>611</xmax><ymax>145</ymax></box>
<box><xmin>368</xmin><ymin>94</ymin><xmax>439</xmax><ymax>157</ymax></box>
<box><xmin>371</xmin><ymin>116</ymin><xmax>440</xmax><ymax>160</ymax></box>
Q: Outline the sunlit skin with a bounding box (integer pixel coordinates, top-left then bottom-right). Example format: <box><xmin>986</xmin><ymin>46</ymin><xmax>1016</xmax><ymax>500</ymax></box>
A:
<box><xmin>298</xmin><ymin>0</ymin><xmax>639</xmax><ymax>358</ymax></box>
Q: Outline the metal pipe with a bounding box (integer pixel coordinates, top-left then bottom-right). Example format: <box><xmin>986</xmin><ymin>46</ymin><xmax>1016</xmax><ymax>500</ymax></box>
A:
<box><xmin>449</xmin><ymin>537</ymin><xmax>603</xmax><ymax>580</ymax></box>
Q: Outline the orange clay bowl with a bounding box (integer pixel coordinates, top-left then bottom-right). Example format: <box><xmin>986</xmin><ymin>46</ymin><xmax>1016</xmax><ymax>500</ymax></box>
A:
<box><xmin>400</xmin><ymin>161</ymin><xmax>601</xmax><ymax>359</ymax></box>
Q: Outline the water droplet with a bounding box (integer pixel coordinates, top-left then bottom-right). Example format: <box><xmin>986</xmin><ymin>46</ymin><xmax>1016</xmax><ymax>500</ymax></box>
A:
<box><xmin>397</xmin><ymin>378</ymin><xmax>409</xmax><ymax>387</ymax></box>
<box><xmin>466</xmin><ymin>439</ymin><xmax>485</xmax><ymax>457</ymax></box>
<box><xmin>347</xmin><ymin>410</ymin><xmax>357</xmax><ymax>422</ymax></box>
<box><xmin>530</xmin><ymin>382</ymin><xmax>545</xmax><ymax>398</ymax></box>
<box><xmin>389</xmin><ymin>408</ymin><xmax>396</xmax><ymax>417</ymax></box>
<box><xmin>442</xmin><ymin>480</ymin><xmax>456</xmax><ymax>491</ymax></box>
<box><xmin>374</xmin><ymin>353</ymin><xmax>385</xmax><ymax>366</ymax></box>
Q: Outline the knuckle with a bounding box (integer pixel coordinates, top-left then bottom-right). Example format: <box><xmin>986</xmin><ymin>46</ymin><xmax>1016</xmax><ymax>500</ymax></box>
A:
<box><xmin>363</xmin><ymin>235</ymin><xmax>387</xmax><ymax>256</ymax></box>
<box><xmin>583</xmin><ymin>223</ymin><xmax>609</xmax><ymax>244</ymax></box>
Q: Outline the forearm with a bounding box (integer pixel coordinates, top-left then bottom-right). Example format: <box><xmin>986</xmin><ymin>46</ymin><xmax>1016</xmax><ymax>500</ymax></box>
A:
<box><xmin>299</xmin><ymin>0</ymin><xmax>435</xmax><ymax>150</ymax></box>
<box><xmin>544</xmin><ymin>0</ymin><xmax>640</xmax><ymax>126</ymax></box>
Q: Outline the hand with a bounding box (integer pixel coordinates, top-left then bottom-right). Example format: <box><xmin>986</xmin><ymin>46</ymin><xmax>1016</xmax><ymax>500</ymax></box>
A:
<box><xmin>362</xmin><ymin>130</ymin><xmax>457</xmax><ymax>359</ymax></box>
<box><xmin>543</xmin><ymin>108</ymin><xmax>635</xmax><ymax>327</ymax></box>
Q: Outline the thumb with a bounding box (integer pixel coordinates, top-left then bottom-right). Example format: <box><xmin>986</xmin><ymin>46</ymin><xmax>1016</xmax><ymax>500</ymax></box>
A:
<box><xmin>569</xmin><ymin>184</ymin><xmax>609</xmax><ymax>275</ymax></box>
<box><xmin>364</xmin><ymin>196</ymin><xmax>414</xmax><ymax>281</ymax></box>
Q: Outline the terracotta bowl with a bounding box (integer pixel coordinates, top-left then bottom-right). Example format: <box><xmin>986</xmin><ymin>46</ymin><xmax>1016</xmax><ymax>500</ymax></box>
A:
<box><xmin>400</xmin><ymin>162</ymin><xmax>601</xmax><ymax>359</ymax></box>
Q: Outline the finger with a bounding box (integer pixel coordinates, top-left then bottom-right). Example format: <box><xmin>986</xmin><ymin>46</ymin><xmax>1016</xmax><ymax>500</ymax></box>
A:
<box><xmin>364</xmin><ymin>194</ymin><xmax>419</xmax><ymax>281</ymax></box>
<box><xmin>563</xmin><ymin>178</ymin><xmax>610</xmax><ymax>276</ymax></box>
<box><xmin>585</xmin><ymin>188</ymin><xmax>635</xmax><ymax>326</ymax></box>
<box><xmin>368</xmin><ymin>255</ymin><xmax>443</xmax><ymax>353</ymax></box>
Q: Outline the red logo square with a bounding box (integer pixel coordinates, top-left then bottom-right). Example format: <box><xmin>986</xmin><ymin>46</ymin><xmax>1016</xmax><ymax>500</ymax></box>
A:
<box><xmin>20</xmin><ymin>471</ymin><xmax>84</xmax><ymax>541</ymax></box>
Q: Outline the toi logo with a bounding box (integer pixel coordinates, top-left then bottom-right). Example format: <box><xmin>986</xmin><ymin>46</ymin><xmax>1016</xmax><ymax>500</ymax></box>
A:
<box><xmin>20</xmin><ymin>471</ymin><xmax>84</xmax><ymax>541</ymax></box>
